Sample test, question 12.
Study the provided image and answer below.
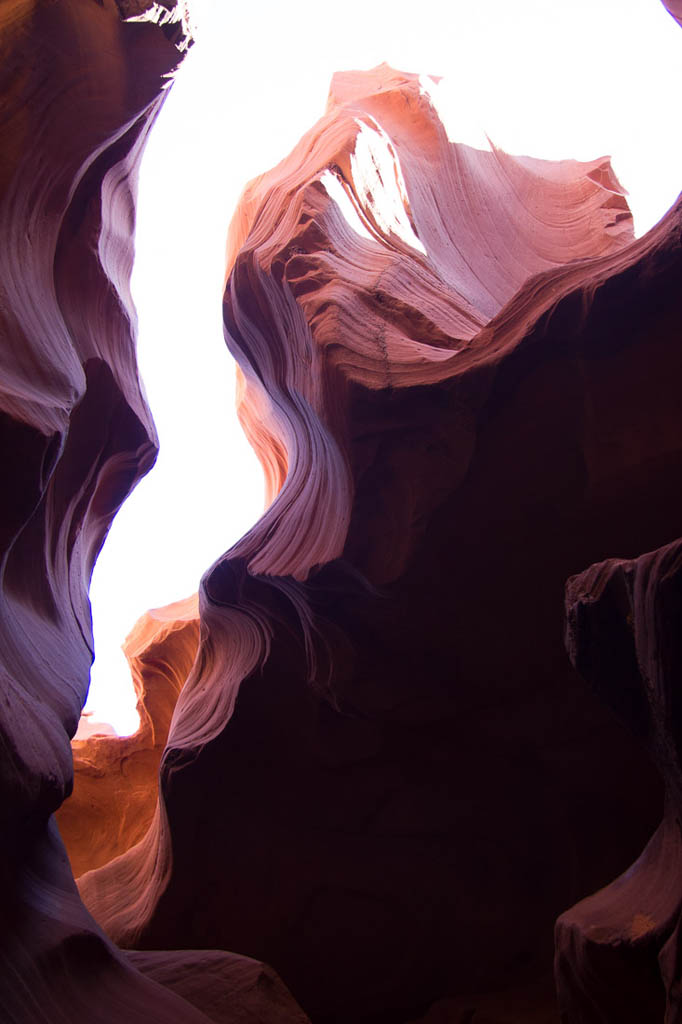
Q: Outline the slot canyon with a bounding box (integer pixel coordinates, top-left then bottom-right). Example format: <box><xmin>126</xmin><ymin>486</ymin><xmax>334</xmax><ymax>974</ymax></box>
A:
<box><xmin>2</xmin><ymin>1</ymin><xmax>682</xmax><ymax>1021</ymax></box>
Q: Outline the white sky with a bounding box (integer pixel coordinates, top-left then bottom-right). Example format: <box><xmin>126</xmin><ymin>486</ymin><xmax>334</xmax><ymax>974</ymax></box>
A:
<box><xmin>85</xmin><ymin>0</ymin><xmax>682</xmax><ymax>734</ymax></box>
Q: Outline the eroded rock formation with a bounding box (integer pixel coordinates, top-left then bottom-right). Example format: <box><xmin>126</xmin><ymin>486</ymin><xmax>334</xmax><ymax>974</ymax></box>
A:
<box><xmin>0</xmin><ymin>2</ymin><xmax>307</xmax><ymax>1021</ymax></box>
<box><xmin>556</xmin><ymin>538</ymin><xmax>682</xmax><ymax>1022</ymax></box>
<box><xmin>57</xmin><ymin>595</ymin><xmax>199</xmax><ymax>878</ymax></box>
<box><xmin>76</xmin><ymin>62</ymin><xmax>682</xmax><ymax>1023</ymax></box>
<box><xmin>3</xmin><ymin>1</ymin><xmax>682</xmax><ymax>1021</ymax></box>
<box><xmin>127</xmin><ymin>949</ymin><xmax>312</xmax><ymax>1024</ymax></box>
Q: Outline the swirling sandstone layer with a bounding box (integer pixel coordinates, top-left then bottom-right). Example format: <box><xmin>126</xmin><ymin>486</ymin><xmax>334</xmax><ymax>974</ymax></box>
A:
<box><xmin>556</xmin><ymin>538</ymin><xmax>682</xmax><ymax>1022</ymax></box>
<box><xmin>0</xmin><ymin>3</ymin><xmax>199</xmax><ymax>1021</ymax></box>
<box><xmin>0</xmin><ymin>3</ymin><xmax>308</xmax><ymax>1022</ymax></box>
<box><xmin>79</xmin><ymin>64</ymin><xmax>682</xmax><ymax>1022</ymax></box>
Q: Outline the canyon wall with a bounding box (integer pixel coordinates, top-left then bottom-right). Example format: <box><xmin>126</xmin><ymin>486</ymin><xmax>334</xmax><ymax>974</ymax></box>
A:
<box><xmin>3</xmin><ymin>2</ymin><xmax>682</xmax><ymax>1022</ymax></box>
<box><xmin>78</xmin><ymin>61</ymin><xmax>682</xmax><ymax>1023</ymax></box>
<box><xmin>0</xmin><ymin>3</ymin><xmax>306</xmax><ymax>1021</ymax></box>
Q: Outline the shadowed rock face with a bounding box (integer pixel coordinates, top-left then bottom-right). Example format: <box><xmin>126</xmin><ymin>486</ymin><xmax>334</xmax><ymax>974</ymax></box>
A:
<box><xmin>556</xmin><ymin>538</ymin><xmax>682</xmax><ymax>1023</ymax></box>
<box><xmin>0</xmin><ymin>2</ymin><xmax>200</xmax><ymax>1020</ymax></box>
<box><xmin>0</xmin><ymin>0</ymin><xmax>171</xmax><ymax>834</ymax></box>
<box><xmin>76</xmin><ymin>62</ymin><xmax>682</xmax><ymax>1023</ymax></box>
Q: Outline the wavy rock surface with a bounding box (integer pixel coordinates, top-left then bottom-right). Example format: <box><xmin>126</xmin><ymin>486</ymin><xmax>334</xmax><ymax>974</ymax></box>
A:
<box><xmin>556</xmin><ymin>537</ymin><xmax>682</xmax><ymax>1022</ymax></box>
<box><xmin>0</xmin><ymin>3</ymin><xmax>204</xmax><ymax>1021</ymax></box>
<box><xmin>57</xmin><ymin>595</ymin><xmax>199</xmax><ymax>878</ymax></box>
<box><xmin>0</xmin><ymin>3</ymin><xmax>308</xmax><ymax>1022</ymax></box>
<box><xmin>128</xmin><ymin>949</ymin><xmax>312</xmax><ymax>1024</ymax></box>
<box><xmin>78</xmin><ymin>65</ymin><xmax>682</xmax><ymax>1022</ymax></box>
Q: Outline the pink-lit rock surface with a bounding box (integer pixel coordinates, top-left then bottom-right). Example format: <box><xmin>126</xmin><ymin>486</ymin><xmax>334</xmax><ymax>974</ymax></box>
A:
<box><xmin>555</xmin><ymin>537</ymin><xmax>682</xmax><ymax>1022</ymax></box>
<box><xmin>0</xmin><ymin>3</ymin><xmax>308</xmax><ymax>1022</ymax></box>
<box><xmin>78</xmin><ymin>64</ymin><xmax>682</xmax><ymax>1022</ymax></box>
<box><xmin>0</xmin><ymin>2</ymin><xmax>193</xmax><ymax>1019</ymax></box>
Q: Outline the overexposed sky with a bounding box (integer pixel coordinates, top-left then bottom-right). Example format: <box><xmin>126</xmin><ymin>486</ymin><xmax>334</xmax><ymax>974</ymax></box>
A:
<box><xmin>85</xmin><ymin>0</ymin><xmax>682</xmax><ymax>734</ymax></box>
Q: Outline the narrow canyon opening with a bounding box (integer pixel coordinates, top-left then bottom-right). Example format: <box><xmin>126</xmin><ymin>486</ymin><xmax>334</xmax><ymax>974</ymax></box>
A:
<box><xmin>81</xmin><ymin>0</ymin><xmax>682</xmax><ymax>737</ymax></box>
<box><xmin>58</xmin><ymin>0</ymin><xmax>682</xmax><ymax>908</ymax></box>
<box><xmin>63</xmin><ymin>0</ymin><xmax>682</xmax><ymax>917</ymax></box>
<box><xmin>4</xmin><ymin>1</ymin><xmax>682</xmax><ymax>1021</ymax></box>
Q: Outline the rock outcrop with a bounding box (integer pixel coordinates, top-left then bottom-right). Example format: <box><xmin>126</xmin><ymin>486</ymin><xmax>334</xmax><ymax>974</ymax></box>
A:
<box><xmin>77</xmin><ymin>63</ymin><xmax>682</xmax><ymax>1022</ymax></box>
<box><xmin>556</xmin><ymin>537</ymin><xmax>682</xmax><ymax>1022</ymax></box>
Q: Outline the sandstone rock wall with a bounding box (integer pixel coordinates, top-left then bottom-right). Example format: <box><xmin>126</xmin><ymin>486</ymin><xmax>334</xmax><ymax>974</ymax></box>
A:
<box><xmin>3</xmin><ymin>3</ymin><xmax>682</xmax><ymax>1022</ymax></box>
<box><xmin>0</xmin><ymin>4</ymin><xmax>306</xmax><ymax>1021</ymax></box>
<box><xmin>79</xmin><ymin>64</ymin><xmax>682</xmax><ymax>1022</ymax></box>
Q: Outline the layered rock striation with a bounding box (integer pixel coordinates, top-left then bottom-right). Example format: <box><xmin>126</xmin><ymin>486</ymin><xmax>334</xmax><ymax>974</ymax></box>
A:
<box><xmin>4</xmin><ymin>1</ymin><xmax>682</xmax><ymax>1020</ymax></box>
<box><xmin>0</xmin><ymin>3</ymin><xmax>307</xmax><ymax>1022</ymax></box>
<box><xmin>77</xmin><ymin>63</ymin><xmax>682</xmax><ymax>1022</ymax></box>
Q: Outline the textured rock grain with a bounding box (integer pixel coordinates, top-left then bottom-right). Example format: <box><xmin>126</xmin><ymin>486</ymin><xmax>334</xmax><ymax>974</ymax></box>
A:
<box><xmin>0</xmin><ymin>2</ymin><xmax>208</xmax><ymax>1020</ymax></box>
